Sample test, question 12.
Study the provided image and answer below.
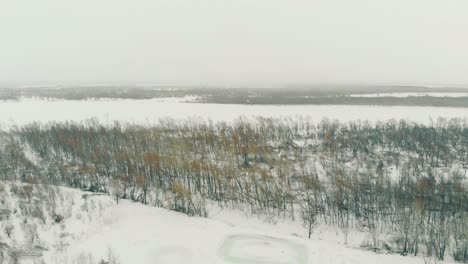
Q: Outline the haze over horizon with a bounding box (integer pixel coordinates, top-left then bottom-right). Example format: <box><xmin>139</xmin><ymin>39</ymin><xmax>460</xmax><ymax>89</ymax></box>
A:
<box><xmin>1</xmin><ymin>0</ymin><xmax>467</xmax><ymax>87</ymax></box>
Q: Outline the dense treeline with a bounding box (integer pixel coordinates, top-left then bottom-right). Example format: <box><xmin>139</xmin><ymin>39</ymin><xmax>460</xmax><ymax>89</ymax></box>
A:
<box><xmin>2</xmin><ymin>86</ymin><xmax>468</xmax><ymax>107</ymax></box>
<box><xmin>0</xmin><ymin>118</ymin><xmax>467</xmax><ymax>262</ymax></box>
<box><xmin>203</xmin><ymin>95</ymin><xmax>468</xmax><ymax>107</ymax></box>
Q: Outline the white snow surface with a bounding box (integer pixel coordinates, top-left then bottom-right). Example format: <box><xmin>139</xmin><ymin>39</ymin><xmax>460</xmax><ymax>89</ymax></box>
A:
<box><xmin>55</xmin><ymin>196</ymin><xmax>455</xmax><ymax>264</ymax></box>
<box><xmin>1</xmin><ymin>97</ymin><xmax>468</xmax><ymax>127</ymax></box>
<box><xmin>0</xmin><ymin>182</ymin><xmax>456</xmax><ymax>264</ymax></box>
<box><xmin>349</xmin><ymin>92</ymin><xmax>468</xmax><ymax>97</ymax></box>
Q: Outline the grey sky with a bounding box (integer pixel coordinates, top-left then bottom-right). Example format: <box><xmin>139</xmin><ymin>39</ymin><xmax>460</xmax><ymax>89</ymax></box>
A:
<box><xmin>1</xmin><ymin>0</ymin><xmax>467</xmax><ymax>86</ymax></box>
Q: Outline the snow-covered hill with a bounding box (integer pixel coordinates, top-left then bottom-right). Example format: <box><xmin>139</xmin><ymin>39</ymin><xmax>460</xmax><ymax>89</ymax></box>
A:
<box><xmin>0</xmin><ymin>181</ymin><xmax>454</xmax><ymax>264</ymax></box>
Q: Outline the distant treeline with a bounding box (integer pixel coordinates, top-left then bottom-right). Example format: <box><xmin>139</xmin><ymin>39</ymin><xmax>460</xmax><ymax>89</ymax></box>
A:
<box><xmin>203</xmin><ymin>95</ymin><xmax>468</xmax><ymax>107</ymax></box>
<box><xmin>0</xmin><ymin>118</ymin><xmax>467</xmax><ymax>262</ymax></box>
<box><xmin>0</xmin><ymin>87</ymin><xmax>202</xmax><ymax>100</ymax></box>
<box><xmin>2</xmin><ymin>86</ymin><xmax>468</xmax><ymax>108</ymax></box>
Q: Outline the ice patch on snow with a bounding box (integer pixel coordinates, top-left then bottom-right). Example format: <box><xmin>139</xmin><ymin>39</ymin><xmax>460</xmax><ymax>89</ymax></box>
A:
<box><xmin>218</xmin><ymin>234</ymin><xmax>308</xmax><ymax>264</ymax></box>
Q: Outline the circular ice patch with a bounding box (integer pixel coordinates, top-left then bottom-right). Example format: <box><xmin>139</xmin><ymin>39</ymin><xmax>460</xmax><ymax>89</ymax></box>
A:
<box><xmin>218</xmin><ymin>234</ymin><xmax>308</xmax><ymax>264</ymax></box>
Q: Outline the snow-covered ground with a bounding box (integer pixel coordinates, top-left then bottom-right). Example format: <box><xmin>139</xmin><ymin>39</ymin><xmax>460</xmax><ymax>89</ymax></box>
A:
<box><xmin>349</xmin><ymin>92</ymin><xmax>468</xmax><ymax>97</ymax></box>
<box><xmin>60</xmin><ymin>199</ymin><xmax>451</xmax><ymax>264</ymax></box>
<box><xmin>1</xmin><ymin>97</ymin><xmax>468</xmax><ymax>127</ymax></box>
<box><xmin>0</xmin><ymin>181</ymin><xmax>458</xmax><ymax>264</ymax></box>
<box><xmin>1</xmin><ymin>97</ymin><xmax>466</xmax><ymax>264</ymax></box>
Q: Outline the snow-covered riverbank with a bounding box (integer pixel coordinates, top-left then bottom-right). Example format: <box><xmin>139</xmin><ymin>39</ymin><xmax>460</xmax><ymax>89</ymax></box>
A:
<box><xmin>1</xmin><ymin>97</ymin><xmax>468</xmax><ymax>127</ymax></box>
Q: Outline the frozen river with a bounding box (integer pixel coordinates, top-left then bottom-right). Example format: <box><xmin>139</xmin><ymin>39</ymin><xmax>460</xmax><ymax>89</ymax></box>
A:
<box><xmin>1</xmin><ymin>98</ymin><xmax>468</xmax><ymax>126</ymax></box>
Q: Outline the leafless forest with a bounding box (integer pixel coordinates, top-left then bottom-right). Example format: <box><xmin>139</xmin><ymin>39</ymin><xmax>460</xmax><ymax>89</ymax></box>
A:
<box><xmin>1</xmin><ymin>118</ymin><xmax>467</xmax><ymax>262</ymax></box>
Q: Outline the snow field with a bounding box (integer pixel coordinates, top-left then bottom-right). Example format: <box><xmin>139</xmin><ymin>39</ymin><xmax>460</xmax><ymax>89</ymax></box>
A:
<box><xmin>1</xmin><ymin>98</ymin><xmax>468</xmax><ymax>127</ymax></box>
<box><xmin>349</xmin><ymin>92</ymin><xmax>468</xmax><ymax>98</ymax></box>
<box><xmin>62</xmin><ymin>199</ymin><xmax>456</xmax><ymax>264</ymax></box>
<box><xmin>0</xmin><ymin>181</ymin><xmax>458</xmax><ymax>264</ymax></box>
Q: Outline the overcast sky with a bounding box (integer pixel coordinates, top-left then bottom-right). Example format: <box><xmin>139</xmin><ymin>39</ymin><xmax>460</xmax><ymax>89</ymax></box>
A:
<box><xmin>1</xmin><ymin>0</ymin><xmax>467</xmax><ymax>87</ymax></box>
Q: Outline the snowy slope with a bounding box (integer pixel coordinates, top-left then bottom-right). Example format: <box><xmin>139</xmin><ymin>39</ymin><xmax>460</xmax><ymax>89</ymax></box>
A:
<box><xmin>0</xmin><ymin>181</ymin><xmax>455</xmax><ymax>264</ymax></box>
<box><xmin>55</xmin><ymin>198</ymin><xmax>455</xmax><ymax>264</ymax></box>
<box><xmin>0</xmin><ymin>181</ymin><xmax>112</xmax><ymax>264</ymax></box>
